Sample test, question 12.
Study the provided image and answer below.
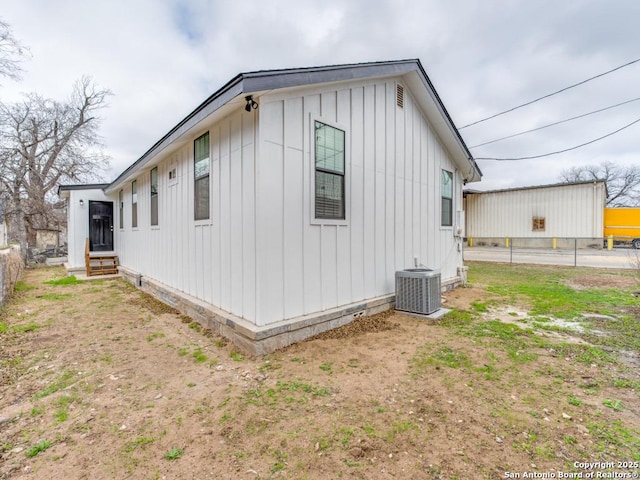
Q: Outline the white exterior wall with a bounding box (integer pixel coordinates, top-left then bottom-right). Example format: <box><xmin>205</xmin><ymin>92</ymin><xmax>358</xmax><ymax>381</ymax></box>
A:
<box><xmin>255</xmin><ymin>78</ymin><xmax>463</xmax><ymax>325</ymax></box>
<box><xmin>115</xmin><ymin>110</ymin><xmax>258</xmax><ymax>322</ymax></box>
<box><xmin>113</xmin><ymin>77</ymin><xmax>465</xmax><ymax>327</ymax></box>
<box><xmin>465</xmin><ymin>182</ymin><xmax>605</xmax><ymax>238</ymax></box>
<box><xmin>66</xmin><ymin>188</ymin><xmax>113</xmax><ymax>269</ymax></box>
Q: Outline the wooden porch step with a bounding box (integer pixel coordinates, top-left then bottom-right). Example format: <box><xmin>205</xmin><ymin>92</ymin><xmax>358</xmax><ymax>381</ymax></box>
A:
<box><xmin>87</xmin><ymin>255</ymin><xmax>119</xmax><ymax>276</ymax></box>
<box><xmin>85</xmin><ymin>238</ymin><xmax>119</xmax><ymax>276</ymax></box>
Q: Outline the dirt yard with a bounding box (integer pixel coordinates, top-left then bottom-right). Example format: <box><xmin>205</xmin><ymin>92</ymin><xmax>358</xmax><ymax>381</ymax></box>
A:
<box><xmin>0</xmin><ymin>265</ymin><xmax>638</xmax><ymax>479</ymax></box>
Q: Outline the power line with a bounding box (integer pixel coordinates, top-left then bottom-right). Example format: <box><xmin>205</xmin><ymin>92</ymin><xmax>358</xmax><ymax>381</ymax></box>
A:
<box><xmin>475</xmin><ymin>116</ymin><xmax>640</xmax><ymax>161</ymax></box>
<box><xmin>469</xmin><ymin>96</ymin><xmax>640</xmax><ymax>148</ymax></box>
<box><xmin>460</xmin><ymin>57</ymin><xmax>640</xmax><ymax>129</ymax></box>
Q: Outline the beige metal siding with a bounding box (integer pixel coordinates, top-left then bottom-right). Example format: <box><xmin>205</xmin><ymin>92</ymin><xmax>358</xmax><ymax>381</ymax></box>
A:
<box><xmin>466</xmin><ymin>182</ymin><xmax>605</xmax><ymax>238</ymax></box>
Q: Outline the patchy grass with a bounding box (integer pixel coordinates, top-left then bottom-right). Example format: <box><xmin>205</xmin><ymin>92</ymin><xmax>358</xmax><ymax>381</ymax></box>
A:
<box><xmin>2</xmin><ymin>264</ymin><xmax>639</xmax><ymax>479</ymax></box>
<box><xmin>33</xmin><ymin>370</ymin><xmax>77</xmax><ymax>399</ymax></box>
<box><xmin>43</xmin><ymin>275</ymin><xmax>83</xmax><ymax>286</ymax></box>
<box><xmin>25</xmin><ymin>439</ymin><xmax>52</xmax><ymax>458</ymax></box>
<box><xmin>164</xmin><ymin>447</ymin><xmax>184</xmax><ymax>461</ymax></box>
<box><xmin>14</xmin><ymin>280</ymin><xmax>36</xmax><ymax>292</ymax></box>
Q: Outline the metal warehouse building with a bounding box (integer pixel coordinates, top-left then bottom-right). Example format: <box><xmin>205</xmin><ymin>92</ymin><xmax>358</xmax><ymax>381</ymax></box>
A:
<box><xmin>464</xmin><ymin>180</ymin><xmax>607</xmax><ymax>248</ymax></box>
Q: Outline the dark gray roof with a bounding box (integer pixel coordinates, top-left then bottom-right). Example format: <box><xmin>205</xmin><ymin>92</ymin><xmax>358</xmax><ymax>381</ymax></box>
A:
<box><xmin>106</xmin><ymin>59</ymin><xmax>481</xmax><ymax>192</ymax></box>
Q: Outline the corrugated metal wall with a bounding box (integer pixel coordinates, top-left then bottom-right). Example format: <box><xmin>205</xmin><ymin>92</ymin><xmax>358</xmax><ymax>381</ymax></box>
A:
<box><xmin>115</xmin><ymin>76</ymin><xmax>463</xmax><ymax>327</ymax></box>
<box><xmin>465</xmin><ymin>182</ymin><xmax>605</xmax><ymax>238</ymax></box>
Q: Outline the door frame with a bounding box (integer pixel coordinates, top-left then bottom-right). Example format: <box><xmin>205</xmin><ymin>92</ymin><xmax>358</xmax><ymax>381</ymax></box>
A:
<box><xmin>88</xmin><ymin>200</ymin><xmax>114</xmax><ymax>252</ymax></box>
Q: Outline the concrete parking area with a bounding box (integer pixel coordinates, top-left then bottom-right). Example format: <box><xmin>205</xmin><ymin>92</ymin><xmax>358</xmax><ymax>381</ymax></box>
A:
<box><xmin>463</xmin><ymin>245</ymin><xmax>640</xmax><ymax>269</ymax></box>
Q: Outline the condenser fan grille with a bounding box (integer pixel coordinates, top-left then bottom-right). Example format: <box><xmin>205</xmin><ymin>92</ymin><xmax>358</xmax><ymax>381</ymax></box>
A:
<box><xmin>395</xmin><ymin>269</ymin><xmax>441</xmax><ymax>315</ymax></box>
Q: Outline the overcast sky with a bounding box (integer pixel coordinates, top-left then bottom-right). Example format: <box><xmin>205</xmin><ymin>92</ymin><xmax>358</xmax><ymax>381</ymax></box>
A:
<box><xmin>2</xmin><ymin>0</ymin><xmax>638</xmax><ymax>191</ymax></box>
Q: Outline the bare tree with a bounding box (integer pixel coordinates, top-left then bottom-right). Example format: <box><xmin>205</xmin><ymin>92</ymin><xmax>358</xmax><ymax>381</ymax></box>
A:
<box><xmin>0</xmin><ymin>77</ymin><xmax>111</xmax><ymax>257</ymax></box>
<box><xmin>0</xmin><ymin>19</ymin><xmax>28</xmax><ymax>81</ymax></box>
<box><xmin>559</xmin><ymin>160</ymin><xmax>640</xmax><ymax>207</ymax></box>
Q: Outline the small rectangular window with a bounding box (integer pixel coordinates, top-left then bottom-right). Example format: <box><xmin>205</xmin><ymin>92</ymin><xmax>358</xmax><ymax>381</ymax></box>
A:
<box><xmin>194</xmin><ymin>132</ymin><xmax>210</xmax><ymax>220</ymax></box>
<box><xmin>315</xmin><ymin>121</ymin><xmax>345</xmax><ymax>220</ymax></box>
<box><xmin>150</xmin><ymin>167</ymin><xmax>158</xmax><ymax>226</ymax></box>
<box><xmin>132</xmin><ymin>180</ymin><xmax>138</xmax><ymax>228</ymax></box>
<box><xmin>118</xmin><ymin>190</ymin><xmax>124</xmax><ymax>229</ymax></box>
<box><xmin>441</xmin><ymin>169</ymin><xmax>453</xmax><ymax>227</ymax></box>
<box><xmin>532</xmin><ymin>216</ymin><xmax>545</xmax><ymax>231</ymax></box>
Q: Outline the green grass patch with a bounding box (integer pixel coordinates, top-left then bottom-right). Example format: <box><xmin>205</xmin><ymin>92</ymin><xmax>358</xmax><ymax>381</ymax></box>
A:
<box><xmin>244</xmin><ymin>380</ymin><xmax>331</xmax><ymax>406</ymax></box>
<box><xmin>411</xmin><ymin>345</ymin><xmax>472</xmax><ymax>375</ymax></box>
<box><xmin>319</xmin><ymin>362</ymin><xmax>333</xmax><ymax>373</ymax></box>
<box><xmin>192</xmin><ymin>347</ymin><xmax>207</xmax><ymax>363</ymax></box>
<box><xmin>124</xmin><ymin>436</ymin><xmax>155</xmax><ymax>452</ymax></box>
<box><xmin>30</xmin><ymin>405</ymin><xmax>45</xmax><ymax>417</ymax></box>
<box><xmin>54</xmin><ymin>409</ymin><xmax>68</xmax><ymax>422</ymax></box>
<box><xmin>34</xmin><ymin>370</ymin><xmax>76</xmax><ymax>399</ymax></box>
<box><xmin>588</xmin><ymin>420</ymin><xmax>640</xmax><ymax>459</ymax></box>
<box><xmin>552</xmin><ymin>343</ymin><xmax>614</xmax><ymax>366</ymax></box>
<box><xmin>25</xmin><ymin>439</ymin><xmax>52</xmax><ymax>457</ymax></box>
<box><xmin>146</xmin><ymin>332</ymin><xmax>165</xmax><ymax>342</ymax></box>
<box><xmin>613</xmin><ymin>378</ymin><xmax>640</xmax><ymax>393</ymax></box>
<box><xmin>230</xmin><ymin>350</ymin><xmax>245</xmax><ymax>362</ymax></box>
<box><xmin>567</xmin><ymin>395</ymin><xmax>582</xmax><ymax>407</ymax></box>
<box><xmin>441</xmin><ymin>309</ymin><xmax>476</xmax><ymax>327</ymax></box>
<box><xmin>0</xmin><ymin>321</ymin><xmax>43</xmax><ymax>334</ymax></box>
<box><xmin>164</xmin><ymin>447</ymin><xmax>184</xmax><ymax>460</ymax></box>
<box><xmin>469</xmin><ymin>263</ymin><xmax>636</xmax><ymax>320</ymax></box>
<box><xmin>14</xmin><ymin>281</ymin><xmax>36</xmax><ymax>291</ymax></box>
<box><xmin>43</xmin><ymin>275</ymin><xmax>82</xmax><ymax>286</ymax></box>
<box><xmin>470</xmin><ymin>301</ymin><xmax>490</xmax><ymax>313</ymax></box>
<box><xmin>38</xmin><ymin>292</ymin><xmax>73</xmax><ymax>301</ymax></box>
<box><xmin>602</xmin><ymin>398</ymin><xmax>624</xmax><ymax>411</ymax></box>
<box><xmin>270</xmin><ymin>450</ymin><xmax>287</xmax><ymax>473</ymax></box>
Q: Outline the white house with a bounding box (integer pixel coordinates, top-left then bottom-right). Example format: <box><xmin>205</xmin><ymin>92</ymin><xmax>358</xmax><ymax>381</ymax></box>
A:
<box><xmin>464</xmin><ymin>180</ymin><xmax>606</xmax><ymax>248</ymax></box>
<box><xmin>59</xmin><ymin>59</ymin><xmax>482</xmax><ymax>354</ymax></box>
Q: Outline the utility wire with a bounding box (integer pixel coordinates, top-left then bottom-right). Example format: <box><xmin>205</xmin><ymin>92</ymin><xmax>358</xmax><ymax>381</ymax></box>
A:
<box><xmin>475</xmin><ymin>116</ymin><xmax>640</xmax><ymax>161</ymax></box>
<box><xmin>469</xmin><ymin>96</ymin><xmax>640</xmax><ymax>148</ymax></box>
<box><xmin>460</xmin><ymin>57</ymin><xmax>640</xmax><ymax>129</ymax></box>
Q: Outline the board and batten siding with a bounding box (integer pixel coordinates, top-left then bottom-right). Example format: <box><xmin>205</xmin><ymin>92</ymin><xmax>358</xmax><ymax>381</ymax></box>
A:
<box><xmin>255</xmin><ymin>78</ymin><xmax>463</xmax><ymax>326</ymax></box>
<box><xmin>115</xmin><ymin>109</ymin><xmax>258</xmax><ymax>322</ymax></box>
<box><xmin>465</xmin><ymin>182</ymin><xmax>605</xmax><ymax>238</ymax></box>
<box><xmin>115</xmin><ymin>77</ymin><xmax>464</xmax><ymax>328</ymax></box>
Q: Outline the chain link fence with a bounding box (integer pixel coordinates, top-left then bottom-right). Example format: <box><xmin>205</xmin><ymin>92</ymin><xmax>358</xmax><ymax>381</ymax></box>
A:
<box><xmin>464</xmin><ymin>237</ymin><xmax>640</xmax><ymax>269</ymax></box>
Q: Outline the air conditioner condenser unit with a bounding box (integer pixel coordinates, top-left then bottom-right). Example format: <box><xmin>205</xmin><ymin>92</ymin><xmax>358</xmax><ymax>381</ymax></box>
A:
<box><xmin>395</xmin><ymin>268</ymin><xmax>441</xmax><ymax>315</ymax></box>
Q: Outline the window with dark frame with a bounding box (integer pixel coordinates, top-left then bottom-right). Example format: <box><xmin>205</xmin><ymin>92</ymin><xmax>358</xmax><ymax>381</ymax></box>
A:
<box><xmin>131</xmin><ymin>180</ymin><xmax>138</xmax><ymax>228</ymax></box>
<box><xmin>532</xmin><ymin>216</ymin><xmax>546</xmax><ymax>231</ymax></box>
<box><xmin>441</xmin><ymin>169</ymin><xmax>453</xmax><ymax>227</ymax></box>
<box><xmin>194</xmin><ymin>132</ymin><xmax>210</xmax><ymax>221</ymax></box>
<box><xmin>314</xmin><ymin>121</ymin><xmax>345</xmax><ymax>220</ymax></box>
<box><xmin>118</xmin><ymin>189</ymin><xmax>124</xmax><ymax>229</ymax></box>
<box><xmin>150</xmin><ymin>167</ymin><xmax>158</xmax><ymax>226</ymax></box>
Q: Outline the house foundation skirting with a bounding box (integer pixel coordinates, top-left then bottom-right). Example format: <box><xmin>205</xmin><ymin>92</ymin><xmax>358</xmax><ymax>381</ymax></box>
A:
<box><xmin>118</xmin><ymin>266</ymin><xmax>399</xmax><ymax>355</ymax></box>
<box><xmin>117</xmin><ymin>266</ymin><xmax>465</xmax><ymax>355</ymax></box>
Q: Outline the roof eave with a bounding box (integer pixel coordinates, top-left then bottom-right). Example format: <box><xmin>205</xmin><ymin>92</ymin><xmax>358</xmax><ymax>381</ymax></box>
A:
<box><xmin>105</xmin><ymin>59</ymin><xmax>481</xmax><ymax>192</ymax></box>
